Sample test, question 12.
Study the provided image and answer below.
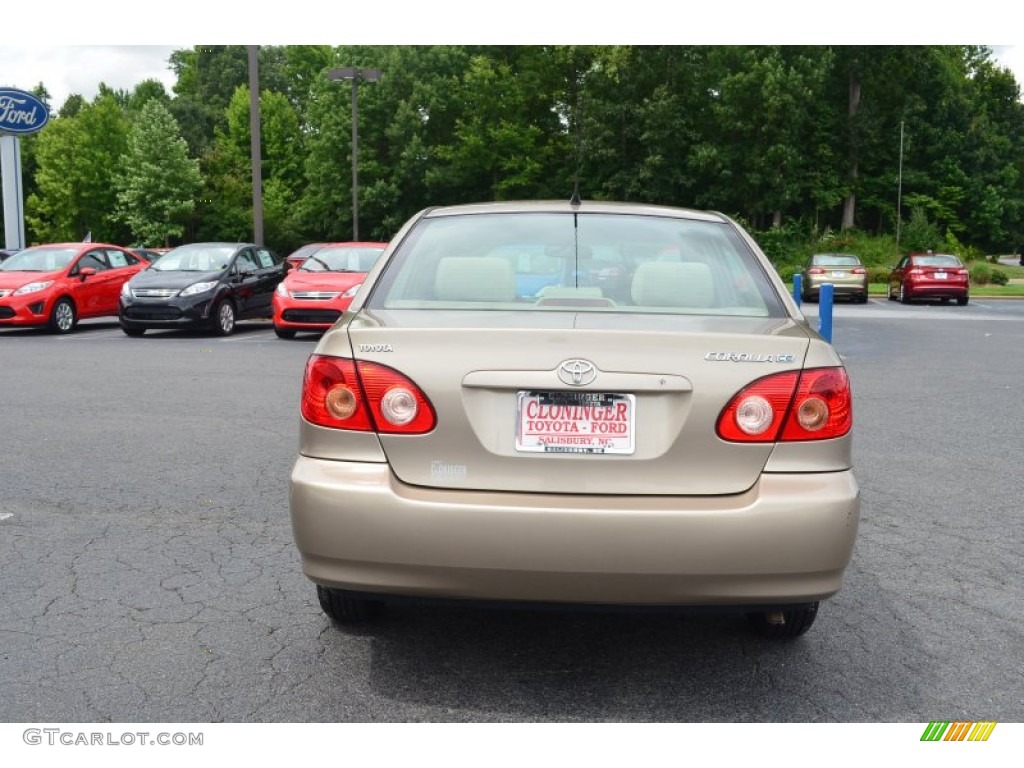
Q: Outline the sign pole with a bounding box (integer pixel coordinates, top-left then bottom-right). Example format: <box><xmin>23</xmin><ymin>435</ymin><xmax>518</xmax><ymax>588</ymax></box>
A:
<box><xmin>1</xmin><ymin>135</ymin><xmax>26</xmax><ymax>250</ymax></box>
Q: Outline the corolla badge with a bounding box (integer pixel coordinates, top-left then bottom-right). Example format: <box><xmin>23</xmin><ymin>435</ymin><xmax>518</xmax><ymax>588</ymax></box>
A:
<box><xmin>704</xmin><ymin>352</ymin><xmax>797</xmax><ymax>363</ymax></box>
<box><xmin>557</xmin><ymin>359</ymin><xmax>597</xmax><ymax>386</ymax></box>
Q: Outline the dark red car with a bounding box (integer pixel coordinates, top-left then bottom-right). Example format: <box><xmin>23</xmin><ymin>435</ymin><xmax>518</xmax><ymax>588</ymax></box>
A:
<box><xmin>272</xmin><ymin>242</ymin><xmax>387</xmax><ymax>338</ymax></box>
<box><xmin>888</xmin><ymin>252</ymin><xmax>969</xmax><ymax>305</ymax></box>
<box><xmin>0</xmin><ymin>243</ymin><xmax>148</xmax><ymax>333</ymax></box>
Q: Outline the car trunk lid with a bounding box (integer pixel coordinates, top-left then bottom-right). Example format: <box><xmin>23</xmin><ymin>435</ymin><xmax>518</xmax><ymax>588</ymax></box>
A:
<box><xmin>335</xmin><ymin>309</ymin><xmax>811</xmax><ymax>496</ymax></box>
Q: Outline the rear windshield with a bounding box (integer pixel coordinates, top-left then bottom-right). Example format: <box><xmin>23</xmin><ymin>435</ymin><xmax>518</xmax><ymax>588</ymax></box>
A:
<box><xmin>367</xmin><ymin>212</ymin><xmax>783</xmax><ymax>317</ymax></box>
<box><xmin>812</xmin><ymin>254</ymin><xmax>860</xmax><ymax>266</ymax></box>
<box><xmin>912</xmin><ymin>254</ymin><xmax>961</xmax><ymax>267</ymax></box>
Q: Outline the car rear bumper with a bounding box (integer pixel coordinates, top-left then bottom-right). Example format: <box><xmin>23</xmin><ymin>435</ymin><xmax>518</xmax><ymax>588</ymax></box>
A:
<box><xmin>289</xmin><ymin>456</ymin><xmax>860</xmax><ymax>607</ymax></box>
<box><xmin>804</xmin><ymin>280</ymin><xmax>867</xmax><ymax>296</ymax></box>
<box><xmin>905</xmin><ymin>280</ymin><xmax>968</xmax><ymax>298</ymax></box>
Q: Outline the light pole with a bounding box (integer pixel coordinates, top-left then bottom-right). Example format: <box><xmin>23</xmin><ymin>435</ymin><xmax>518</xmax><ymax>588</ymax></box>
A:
<box><xmin>248</xmin><ymin>46</ymin><xmax>264</xmax><ymax>246</ymax></box>
<box><xmin>896</xmin><ymin>120</ymin><xmax>904</xmax><ymax>248</ymax></box>
<box><xmin>327</xmin><ymin>67</ymin><xmax>382</xmax><ymax>241</ymax></box>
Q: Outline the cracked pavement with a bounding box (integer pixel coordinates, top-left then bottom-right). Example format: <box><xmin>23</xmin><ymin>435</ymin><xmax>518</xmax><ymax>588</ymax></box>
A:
<box><xmin>1</xmin><ymin>308</ymin><xmax>1022</xmax><ymax>722</ymax></box>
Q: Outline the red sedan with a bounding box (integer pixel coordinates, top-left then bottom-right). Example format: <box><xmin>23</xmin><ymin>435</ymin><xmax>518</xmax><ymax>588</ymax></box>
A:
<box><xmin>272</xmin><ymin>242</ymin><xmax>387</xmax><ymax>338</ymax></box>
<box><xmin>0</xmin><ymin>243</ymin><xmax>148</xmax><ymax>333</ymax></box>
<box><xmin>888</xmin><ymin>252</ymin><xmax>969</xmax><ymax>305</ymax></box>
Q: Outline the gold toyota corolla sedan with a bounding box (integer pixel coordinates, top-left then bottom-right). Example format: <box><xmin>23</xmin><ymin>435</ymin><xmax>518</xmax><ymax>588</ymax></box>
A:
<box><xmin>289</xmin><ymin>200</ymin><xmax>859</xmax><ymax>638</ymax></box>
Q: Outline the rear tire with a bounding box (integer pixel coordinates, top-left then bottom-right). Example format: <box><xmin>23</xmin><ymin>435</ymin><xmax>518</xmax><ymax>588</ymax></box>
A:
<box><xmin>747</xmin><ymin>602</ymin><xmax>819</xmax><ymax>639</ymax></box>
<box><xmin>956</xmin><ymin>295</ymin><xmax>968</xmax><ymax>306</ymax></box>
<box><xmin>899</xmin><ymin>284</ymin><xmax>911</xmax><ymax>304</ymax></box>
<box><xmin>316</xmin><ymin>586</ymin><xmax>381</xmax><ymax>624</ymax></box>
<box><xmin>48</xmin><ymin>297</ymin><xmax>76</xmax><ymax>334</ymax></box>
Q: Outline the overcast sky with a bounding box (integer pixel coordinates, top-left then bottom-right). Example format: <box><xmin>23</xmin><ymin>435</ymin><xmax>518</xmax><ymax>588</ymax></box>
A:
<box><xmin>1</xmin><ymin>3</ymin><xmax>1022</xmax><ymax>109</ymax></box>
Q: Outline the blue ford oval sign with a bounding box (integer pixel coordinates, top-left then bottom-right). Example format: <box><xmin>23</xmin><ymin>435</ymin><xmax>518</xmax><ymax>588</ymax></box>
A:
<box><xmin>0</xmin><ymin>88</ymin><xmax>50</xmax><ymax>135</ymax></box>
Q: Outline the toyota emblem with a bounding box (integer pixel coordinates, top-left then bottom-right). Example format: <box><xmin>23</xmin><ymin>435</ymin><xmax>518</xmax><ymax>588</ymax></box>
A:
<box><xmin>557</xmin><ymin>359</ymin><xmax>597</xmax><ymax>386</ymax></box>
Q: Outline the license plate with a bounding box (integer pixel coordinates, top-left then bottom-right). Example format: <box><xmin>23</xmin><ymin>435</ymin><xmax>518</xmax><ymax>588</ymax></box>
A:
<box><xmin>832</xmin><ymin>271</ymin><xmax>846</xmax><ymax>278</ymax></box>
<box><xmin>516</xmin><ymin>391</ymin><xmax>635</xmax><ymax>454</ymax></box>
<box><xmin>934</xmin><ymin>272</ymin><xmax>948</xmax><ymax>279</ymax></box>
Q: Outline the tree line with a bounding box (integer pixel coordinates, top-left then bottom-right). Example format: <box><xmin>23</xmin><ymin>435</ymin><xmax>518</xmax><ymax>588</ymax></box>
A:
<box><xmin>8</xmin><ymin>45</ymin><xmax>1024</xmax><ymax>258</ymax></box>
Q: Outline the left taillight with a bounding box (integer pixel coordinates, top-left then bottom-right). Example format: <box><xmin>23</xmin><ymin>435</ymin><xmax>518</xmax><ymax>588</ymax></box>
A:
<box><xmin>301</xmin><ymin>354</ymin><xmax>436</xmax><ymax>434</ymax></box>
<box><xmin>717</xmin><ymin>367</ymin><xmax>852</xmax><ymax>443</ymax></box>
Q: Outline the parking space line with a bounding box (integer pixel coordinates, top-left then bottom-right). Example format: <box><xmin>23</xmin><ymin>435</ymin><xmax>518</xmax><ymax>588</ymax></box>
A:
<box><xmin>219</xmin><ymin>331</ymin><xmax>277</xmax><ymax>342</ymax></box>
<box><xmin>55</xmin><ymin>330</ymin><xmax>126</xmax><ymax>340</ymax></box>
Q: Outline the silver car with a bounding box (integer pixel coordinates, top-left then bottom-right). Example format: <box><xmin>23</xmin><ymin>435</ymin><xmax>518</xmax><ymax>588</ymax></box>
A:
<box><xmin>289</xmin><ymin>201</ymin><xmax>859</xmax><ymax>638</ymax></box>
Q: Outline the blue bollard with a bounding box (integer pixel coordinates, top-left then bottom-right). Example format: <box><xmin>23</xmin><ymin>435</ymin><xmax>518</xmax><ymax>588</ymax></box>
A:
<box><xmin>792</xmin><ymin>274</ymin><xmax>802</xmax><ymax>307</ymax></box>
<box><xmin>819</xmin><ymin>283</ymin><xmax>834</xmax><ymax>343</ymax></box>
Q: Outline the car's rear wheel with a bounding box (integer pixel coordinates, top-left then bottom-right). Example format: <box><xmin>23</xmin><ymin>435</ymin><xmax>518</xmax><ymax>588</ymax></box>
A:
<box><xmin>48</xmin><ymin>297</ymin><xmax>76</xmax><ymax>334</ymax></box>
<box><xmin>899</xmin><ymin>284</ymin><xmax>911</xmax><ymax>304</ymax></box>
<box><xmin>122</xmin><ymin>326</ymin><xmax>146</xmax><ymax>337</ymax></box>
<box><xmin>316</xmin><ymin>586</ymin><xmax>381</xmax><ymax>624</ymax></box>
<box><xmin>747</xmin><ymin>602</ymin><xmax>819</xmax><ymax>639</ymax></box>
<box><xmin>213</xmin><ymin>300</ymin><xmax>236</xmax><ymax>336</ymax></box>
<box><xmin>274</xmin><ymin>326</ymin><xmax>296</xmax><ymax>339</ymax></box>
<box><xmin>956</xmin><ymin>295</ymin><xmax>969</xmax><ymax>306</ymax></box>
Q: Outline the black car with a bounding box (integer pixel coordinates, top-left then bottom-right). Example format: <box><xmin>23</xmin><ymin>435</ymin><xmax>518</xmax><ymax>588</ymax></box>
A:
<box><xmin>119</xmin><ymin>242</ymin><xmax>287</xmax><ymax>336</ymax></box>
<box><xmin>0</xmin><ymin>248</ymin><xmax>21</xmax><ymax>263</ymax></box>
<box><xmin>131</xmin><ymin>248</ymin><xmax>169</xmax><ymax>263</ymax></box>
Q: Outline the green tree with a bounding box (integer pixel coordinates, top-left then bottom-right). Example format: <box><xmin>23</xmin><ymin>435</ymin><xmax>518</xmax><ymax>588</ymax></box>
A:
<box><xmin>114</xmin><ymin>99</ymin><xmax>202</xmax><ymax>246</ymax></box>
<box><xmin>26</xmin><ymin>94</ymin><xmax>130</xmax><ymax>243</ymax></box>
<box><xmin>169</xmin><ymin>45</ymin><xmax>290</xmax><ymax>157</ymax></box>
<box><xmin>199</xmin><ymin>85</ymin><xmax>305</xmax><ymax>250</ymax></box>
<box><xmin>126</xmin><ymin>79</ymin><xmax>172</xmax><ymax>116</ymax></box>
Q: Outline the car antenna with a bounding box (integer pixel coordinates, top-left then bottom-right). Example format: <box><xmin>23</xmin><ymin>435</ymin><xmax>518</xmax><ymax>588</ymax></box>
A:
<box><xmin>570</xmin><ymin>52</ymin><xmax>585</xmax><ymax>209</ymax></box>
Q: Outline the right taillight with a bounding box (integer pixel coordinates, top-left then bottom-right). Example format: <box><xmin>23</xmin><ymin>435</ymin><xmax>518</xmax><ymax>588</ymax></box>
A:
<box><xmin>717</xmin><ymin>367</ymin><xmax>852</xmax><ymax>443</ymax></box>
<box><xmin>301</xmin><ymin>355</ymin><xmax>436</xmax><ymax>434</ymax></box>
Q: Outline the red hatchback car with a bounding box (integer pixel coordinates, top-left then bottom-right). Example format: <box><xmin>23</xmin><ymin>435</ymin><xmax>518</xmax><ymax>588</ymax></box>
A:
<box><xmin>888</xmin><ymin>252</ymin><xmax>969</xmax><ymax>305</ymax></box>
<box><xmin>0</xmin><ymin>243</ymin><xmax>148</xmax><ymax>333</ymax></box>
<box><xmin>272</xmin><ymin>242</ymin><xmax>387</xmax><ymax>338</ymax></box>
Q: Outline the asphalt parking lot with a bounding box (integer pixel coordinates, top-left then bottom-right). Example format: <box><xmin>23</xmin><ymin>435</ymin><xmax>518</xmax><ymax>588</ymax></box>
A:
<box><xmin>1</xmin><ymin>305</ymin><xmax>1022</xmax><ymax>722</ymax></box>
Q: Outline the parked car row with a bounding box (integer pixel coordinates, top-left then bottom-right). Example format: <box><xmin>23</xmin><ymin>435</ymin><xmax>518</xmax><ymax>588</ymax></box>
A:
<box><xmin>798</xmin><ymin>251</ymin><xmax>969</xmax><ymax>306</ymax></box>
<box><xmin>0</xmin><ymin>241</ymin><xmax>387</xmax><ymax>337</ymax></box>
